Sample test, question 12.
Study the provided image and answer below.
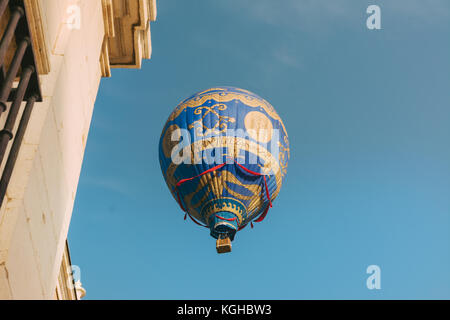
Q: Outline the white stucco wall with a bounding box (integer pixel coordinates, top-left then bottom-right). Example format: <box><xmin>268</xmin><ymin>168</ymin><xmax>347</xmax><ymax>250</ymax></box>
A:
<box><xmin>0</xmin><ymin>0</ymin><xmax>105</xmax><ymax>299</ymax></box>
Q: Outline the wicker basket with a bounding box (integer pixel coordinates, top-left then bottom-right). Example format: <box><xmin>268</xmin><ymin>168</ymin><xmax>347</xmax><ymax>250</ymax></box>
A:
<box><xmin>216</xmin><ymin>237</ymin><xmax>232</xmax><ymax>254</ymax></box>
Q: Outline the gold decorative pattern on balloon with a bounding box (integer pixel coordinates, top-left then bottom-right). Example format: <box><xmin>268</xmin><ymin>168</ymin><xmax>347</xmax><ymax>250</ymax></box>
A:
<box><xmin>182</xmin><ymin>170</ymin><xmax>262</xmax><ymax>221</ymax></box>
<box><xmin>222</xmin><ymin>170</ymin><xmax>262</xmax><ymax>201</ymax></box>
<box><xmin>183</xmin><ymin>174</ymin><xmax>212</xmax><ymax>210</ymax></box>
<box><xmin>278</xmin><ymin>141</ymin><xmax>290</xmax><ymax>177</ymax></box>
<box><xmin>244</xmin><ymin>111</ymin><xmax>273</xmax><ymax>143</ymax></box>
<box><xmin>163</xmin><ymin>136</ymin><xmax>283</xmax><ymax>219</ymax></box>
<box><xmin>196</xmin><ymin>88</ymin><xmax>226</xmax><ymax>95</ymax></box>
<box><xmin>168</xmin><ymin>91</ymin><xmax>288</xmax><ymax>139</ymax></box>
<box><xmin>161</xmin><ymin>124</ymin><xmax>180</xmax><ymax>158</ymax></box>
<box><xmin>201</xmin><ymin>197</ymin><xmax>246</xmax><ymax>225</ymax></box>
<box><xmin>188</xmin><ymin>104</ymin><xmax>236</xmax><ymax>137</ymax></box>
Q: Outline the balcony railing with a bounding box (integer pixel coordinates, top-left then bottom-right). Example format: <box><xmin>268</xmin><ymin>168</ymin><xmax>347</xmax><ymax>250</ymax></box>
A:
<box><xmin>0</xmin><ymin>0</ymin><xmax>42</xmax><ymax>207</ymax></box>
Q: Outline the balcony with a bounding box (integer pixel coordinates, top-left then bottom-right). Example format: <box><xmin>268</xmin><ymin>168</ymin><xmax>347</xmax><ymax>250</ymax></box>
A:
<box><xmin>0</xmin><ymin>0</ymin><xmax>42</xmax><ymax>208</ymax></box>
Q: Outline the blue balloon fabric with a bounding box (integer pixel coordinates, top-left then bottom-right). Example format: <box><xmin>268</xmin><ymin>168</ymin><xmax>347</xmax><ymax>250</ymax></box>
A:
<box><xmin>159</xmin><ymin>87</ymin><xmax>289</xmax><ymax>242</ymax></box>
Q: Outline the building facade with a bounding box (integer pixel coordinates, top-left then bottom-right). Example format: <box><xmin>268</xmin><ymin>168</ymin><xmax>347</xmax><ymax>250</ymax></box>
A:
<box><xmin>0</xmin><ymin>0</ymin><xmax>156</xmax><ymax>299</ymax></box>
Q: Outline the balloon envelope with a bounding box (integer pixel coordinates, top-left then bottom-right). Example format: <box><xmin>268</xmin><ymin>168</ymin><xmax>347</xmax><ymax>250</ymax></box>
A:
<box><xmin>159</xmin><ymin>87</ymin><xmax>289</xmax><ymax>243</ymax></box>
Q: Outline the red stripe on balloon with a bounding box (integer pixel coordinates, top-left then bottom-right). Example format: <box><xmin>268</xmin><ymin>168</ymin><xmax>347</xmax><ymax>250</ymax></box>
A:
<box><xmin>215</xmin><ymin>214</ymin><xmax>237</xmax><ymax>222</ymax></box>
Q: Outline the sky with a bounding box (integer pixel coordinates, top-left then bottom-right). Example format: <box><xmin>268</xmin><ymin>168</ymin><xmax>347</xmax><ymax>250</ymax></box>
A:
<box><xmin>68</xmin><ymin>0</ymin><xmax>450</xmax><ymax>299</ymax></box>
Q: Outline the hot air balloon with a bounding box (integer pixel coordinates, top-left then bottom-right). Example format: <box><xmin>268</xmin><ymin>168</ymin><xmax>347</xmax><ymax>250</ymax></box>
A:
<box><xmin>159</xmin><ymin>87</ymin><xmax>289</xmax><ymax>253</ymax></box>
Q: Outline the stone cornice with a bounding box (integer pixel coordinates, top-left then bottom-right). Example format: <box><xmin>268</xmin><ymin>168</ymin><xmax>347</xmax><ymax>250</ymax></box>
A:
<box><xmin>23</xmin><ymin>0</ymin><xmax>156</xmax><ymax>78</ymax></box>
<box><xmin>24</xmin><ymin>0</ymin><xmax>50</xmax><ymax>75</ymax></box>
<box><xmin>101</xmin><ymin>0</ymin><xmax>157</xmax><ymax>77</ymax></box>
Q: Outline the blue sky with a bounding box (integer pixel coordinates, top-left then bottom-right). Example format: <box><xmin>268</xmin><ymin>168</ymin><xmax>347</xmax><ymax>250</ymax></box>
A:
<box><xmin>69</xmin><ymin>0</ymin><xmax>450</xmax><ymax>299</ymax></box>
